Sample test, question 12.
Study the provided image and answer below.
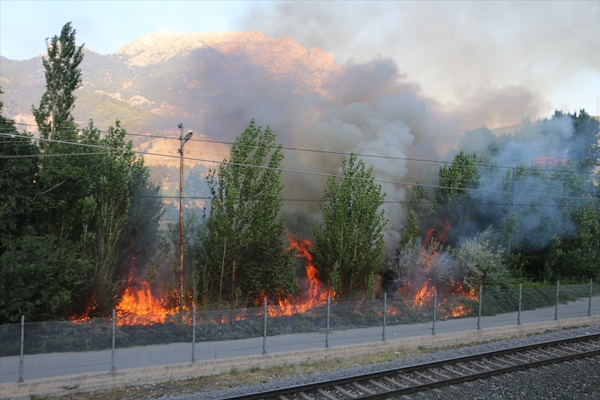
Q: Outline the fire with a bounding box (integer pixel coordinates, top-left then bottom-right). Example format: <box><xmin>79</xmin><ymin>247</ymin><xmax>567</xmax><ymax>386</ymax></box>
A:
<box><xmin>70</xmin><ymin>297</ymin><xmax>99</xmax><ymax>324</ymax></box>
<box><xmin>265</xmin><ymin>233</ymin><xmax>334</xmax><ymax>317</ymax></box>
<box><xmin>70</xmin><ymin>222</ymin><xmax>476</xmax><ymax>326</ymax></box>
<box><xmin>400</xmin><ymin>219</ymin><xmax>477</xmax><ymax>319</ymax></box>
<box><xmin>413</xmin><ymin>281</ymin><xmax>431</xmax><ymax>307</ymax></box>
<box><xmin>115</xmin><ymin>277</ymin><xmax>169</xmax><ymax>326</ymax></box>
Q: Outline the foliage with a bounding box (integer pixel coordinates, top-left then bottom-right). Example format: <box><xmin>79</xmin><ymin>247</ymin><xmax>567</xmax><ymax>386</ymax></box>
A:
<box><xmin>0</xmin><ymin>235</ymin><xmax>92</xmax><ymax>323</ymax></box>
<box><xmin>117</xmin><ymin>163</ymin><xmax>164</xmax><ymax>281</ymax></box>
<box><xmin>391</xmin><ymin>238</ymin><xmax>455</xmax><ymax>288</ymax></box>
<box><xmin>201</xmin><ymin>119</ymin><xmax>297</xmax><ymax>307</ymax></box>
<box><xmin>0</xmin><ymin>98</ymin><xmax>40</xmax><ymax>255</ymax></box>
<box><xmin>164</xmin><ymin>210</ymin><xmax>205</xmax><ymax>309</ymax></box>
<box><xmin>31</xmin><ymin>22</ymin><xmax>84</xmax><ymax>140</ymax></box>
<box><xmin>82</xmin><ymin>121</ymin><xmax>143</xmax><ymax>313</ymax></box>
<box><xmin>433</xmin><ymin>150</ymin><xmax>480</xmax><ymax>244</ymax></box>
<box><xmin>452</xmin><ymin>227</ymin><xmax>512</xmax><ymax>288</ymax></box>
<box><xmin>313</xmin><ymin>153</ymin><xmax>388</xmax><ymax>298</ymax></box>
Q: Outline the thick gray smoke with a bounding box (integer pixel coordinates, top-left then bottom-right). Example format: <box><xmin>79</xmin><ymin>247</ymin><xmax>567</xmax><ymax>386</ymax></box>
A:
<box><xmin>239</xmin><ymin>1</ymin><xmax>598</xmax><ymax>124</ymax></box>
<box><xmin>171</xmin><ymin>1</ymin><xmax>596</xmax><ymax>253</ymax></box>
<box><xmin>455</xmin><ymin>114</ymin><xmax>586</xmax><ymax>250</ymax></box>
<box><xmin>195</xmin><ymin>53</ymin><xmax>460</xmax><ymax>251</ymax></box>
<box><xmin>172</xmin><ymin>33</ymin><xmax>465</xmax><ymax>251</ymax></box>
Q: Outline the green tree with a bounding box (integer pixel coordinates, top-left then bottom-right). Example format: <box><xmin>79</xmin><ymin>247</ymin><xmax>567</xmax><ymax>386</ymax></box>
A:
<box><xmin>117</xmin><ymin>165</ymin><xmax>164</xmax><ymax>280</ymax></box>
<box><xmin>201</xmin><ymin>120</ymin><xmax>297</xmax><ymax>307</ymax></box>
<box><xmin>80</xmin><ymin>121</ymin><xmax>143</xmax><ymax>313</ymax></box>
<box><xmin>0</xmin><ymin>235</ymin><xmax>92</xmax><ymax>323</ymax></box>
<box><xmin>433</xmin><ymin>150</ymin><xmax>480</xmax><ymax>244</ymax></box>
<box><xmin>32</xmin><ymin>21</ymin><xmax>84</xmax><ymax>140</ymax></box>
<box><xmin>0</xmin><ymin>91</ymin><xmax>40</xmax><ymax>254</ymax></box>
<box><xmin>313</xmin><ymin>153</ymin><xmax>388</xmax><ymax>298</ymax></box>
<box><xmin>164</xmin><ymin>210</ymin><xmax>205</xmax><ymax>309</ymax></box>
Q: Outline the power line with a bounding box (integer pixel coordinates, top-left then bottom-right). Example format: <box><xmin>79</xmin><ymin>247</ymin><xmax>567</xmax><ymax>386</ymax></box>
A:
<box><xmin>5</xmin><ymin>125</ymin><xmax>594</xmax><ymax>177</ymax></box>
<box><xmin>1</xmin><ymin>131</ymin><xmax>598</xmax><ymax>205</ymax></box>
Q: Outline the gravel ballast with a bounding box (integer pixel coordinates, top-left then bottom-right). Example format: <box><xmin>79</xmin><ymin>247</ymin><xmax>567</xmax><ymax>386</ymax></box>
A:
<box><xmin>166</xmin><ymin>325</ymin><xmax>600</xmax><ymax>400</ymax></box>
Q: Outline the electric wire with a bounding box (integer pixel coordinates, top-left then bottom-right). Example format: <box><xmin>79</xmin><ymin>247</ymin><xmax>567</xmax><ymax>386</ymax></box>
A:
<box><xmin>1</xmin><ymin>132</ymin><xmax>598</xmax><ymax>206</ymax></box>
<box><xmin>6</xmin><ymin>124</ymin><xmax>595</xmax><ymax>176</ymax></box>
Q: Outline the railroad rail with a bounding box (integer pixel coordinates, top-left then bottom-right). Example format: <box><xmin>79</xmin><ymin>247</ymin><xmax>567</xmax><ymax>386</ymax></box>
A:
<box><xmin>222</xmin><ymin>333</ymin><xmax>600</xmax><ymax>400</ymax></box>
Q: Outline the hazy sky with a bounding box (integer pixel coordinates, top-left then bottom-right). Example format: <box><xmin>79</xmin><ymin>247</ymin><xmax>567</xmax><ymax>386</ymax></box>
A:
<box><xmin>1</xmin><ymin>0</ymin><xmax>599</xmax><ymax>119</ymax></box>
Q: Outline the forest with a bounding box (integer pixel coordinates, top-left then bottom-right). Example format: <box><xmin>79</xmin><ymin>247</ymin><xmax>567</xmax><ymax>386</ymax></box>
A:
<box><xmin>0</xmin><ymin>23</ymin><xmax>599</xmax><ymax>324</ymax></box>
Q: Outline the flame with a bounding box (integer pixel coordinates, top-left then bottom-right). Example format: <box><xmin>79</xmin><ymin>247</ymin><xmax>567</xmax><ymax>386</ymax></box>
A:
<box><xmin>70</xmin><ymin>223</ymin><xmax>476</xmax><ymax>326</ymax></box>
<box><xmin>400</xmin><ymin>219</ymin><xmax>477</xmax><ymax>319</ymax></box>
<box><xmin>265</xmin><ymin>232</ymin><xmax>334</xmax><ymax>317</ymax></box>
<box><xmin>115</xmin><ymin>277</ymin><xmax>169</xmax><ymax>326</ymax></box>
<box><xmin>70</xmin><ymin>297</ymin><xmax>99</xmax><ymax>324</ymax></box>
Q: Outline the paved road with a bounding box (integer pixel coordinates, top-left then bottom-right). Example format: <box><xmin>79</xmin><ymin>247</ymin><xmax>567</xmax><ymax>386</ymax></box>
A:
<box><xmin>1</xmin><ymin>297</ymin><xmax>598</xmax><ymax>383</ymax></box>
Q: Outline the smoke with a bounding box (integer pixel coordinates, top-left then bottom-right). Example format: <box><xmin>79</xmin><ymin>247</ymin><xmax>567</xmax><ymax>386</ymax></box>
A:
<box><xmin>455</xmin><ymin>114</ymin><xmax>586</xmax><ymax>250</ymax></box>
<box><xmin>239</xmin><ymin>1</ymin><xmax>599</xmax><ymax>121</ymax></box>
<box><xmin>174</xmin><ymin>2</ymin><xmax>598</xmax><ymax>254</ymax></box>
<box><xmin>184</xmin><ymin>42</ymin><xmax>463</xmax><ymax>252</ymax></box>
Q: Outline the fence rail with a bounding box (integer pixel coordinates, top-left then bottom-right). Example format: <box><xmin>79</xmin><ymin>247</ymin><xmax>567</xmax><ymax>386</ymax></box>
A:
<box><xmin>1</xmin><ymin>281</ymin><xmax>599</xmax><ymax>383</ymax></box>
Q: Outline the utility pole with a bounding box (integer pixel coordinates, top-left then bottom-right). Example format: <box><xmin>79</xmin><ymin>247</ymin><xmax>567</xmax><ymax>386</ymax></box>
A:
<box><xmin>178</xmin><ymin>123</ymin><xmax>193</xmax><ymax>315</ymax></box>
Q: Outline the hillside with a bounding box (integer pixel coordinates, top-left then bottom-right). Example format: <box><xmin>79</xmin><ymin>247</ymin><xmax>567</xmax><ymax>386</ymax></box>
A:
<box><xmin>1</xmin><ymin>31</ymin><xmax>344</xmax><ymax>183</ymax></box>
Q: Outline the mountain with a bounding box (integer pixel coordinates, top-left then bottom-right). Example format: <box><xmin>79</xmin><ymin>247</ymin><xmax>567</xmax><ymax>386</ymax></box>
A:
<box><xmin>0</xmin><ymin>31</ymin><xmax>339</xmax><ymax>133</ymax></box>
<box><xmin>1</xmin><ymin>29</ymin><xmax>450</xmax><ymax>240</ymax></box>
<box><xmin>1</xmin><ymin>30</ymin><xmax>349</xmax><ymax>226</ymax></box>
<box><xmin>0</xmin><ymin>30</ymin><xmax>341</xmax><ymax>165</ymax></box>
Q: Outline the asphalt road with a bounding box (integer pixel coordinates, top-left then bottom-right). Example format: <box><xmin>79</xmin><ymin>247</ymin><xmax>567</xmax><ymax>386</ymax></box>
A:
<box><xmin>1</xmin><ymin>296</ymin><xmax>598</xmax><ymax>384</ymax></box>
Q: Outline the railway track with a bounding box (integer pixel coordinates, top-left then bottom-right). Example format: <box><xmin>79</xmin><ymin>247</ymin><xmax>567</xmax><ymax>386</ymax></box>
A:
<box><xmin>222</xmin><ymin>333</ymin><xmax>600</xmax><ymax>400</ymax></box>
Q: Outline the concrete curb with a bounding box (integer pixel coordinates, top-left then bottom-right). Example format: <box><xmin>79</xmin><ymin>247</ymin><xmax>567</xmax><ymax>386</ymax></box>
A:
<box><xmin>2</xmin><ymin>315</ymin><xmax>600</xmax><ymax>399</ymax></box>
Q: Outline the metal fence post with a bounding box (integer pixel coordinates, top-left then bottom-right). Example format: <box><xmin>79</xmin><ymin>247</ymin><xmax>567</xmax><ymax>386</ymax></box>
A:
<box><xmin>518</xmin><ymin>283</ymin><xmax>522</xmax><ymax>325</ymax></box>
<box><xmin>111</xmin><ymin>309</ymin><xmax>116</xmax><ymax>372</ymax></box>
<box><xmin>192</xmin><ymin>303</ymin><xmax>196</xmax><ymax>362</ymax></box>
<box><xmin>18</xmin><ymin>315</ymin><xmax>24</xmax><ymax>383</ymax></box>
<box><xmin>263</xmin><ymin>298</ymin><xmax>267</xmax><ymax>355</ymax></box>
<box><xmin>382</xmin><ymin>293</ymin><xmax>387</xmax><ymax>342</ymax></box>
<box><xmin>432</xmin><ymin>289</ymin><xmax>437</xmax><ymax>336</ymax></box>
<box><xmin>477</xmin><ymin>285</ymin><xmax>482</xmax><ymax>330</ymax></box>
<box><xmin>589</xmin><ymin>278</ymin><xmax>593</xmax><ymax>317</ymax></box>
<box><xmin>555</xmin><ymin>281</ymin><xmax>560</xmax><ymax>321</ymax></box>
<box><xmin>326</xmin><ymin>296</ymin><xmax>330</xmax><ymax>348</ymax></box>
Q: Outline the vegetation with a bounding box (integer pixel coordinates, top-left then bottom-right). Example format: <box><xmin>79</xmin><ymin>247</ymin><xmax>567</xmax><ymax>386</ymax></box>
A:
<box><xmin>0</xmin><ymin>24</ymin><xmax>163</xmax><ymax>323</ymax></box>
<box><xmin>32</xmin><ymin>22</ymin><xmax>84</xmax><ymax>141</ymax></box>
<box><xmin>313</xmin><ymin>153</ymin><xmax>388</xmax><ymax>298</ymax></box>
<box><xmin>200</xmin><ymin>120</ymin><xmax>297</xmax><ymax>307</ymax></box>
<box><xmin>0</xmin><ymin>22</ymin><xmax>599</xmax><ymax>325</ymax></box>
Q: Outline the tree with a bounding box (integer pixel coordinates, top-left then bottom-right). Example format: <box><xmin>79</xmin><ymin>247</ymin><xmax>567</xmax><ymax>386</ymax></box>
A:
<box><xmin>81</xmin><ymin>121</ymin><xmax>143</xmax><ymax>313</ymax></box>
<box><xmin>117</xmin><ymin>165</ymin><xmax>164</xmax><ymax>281</ymax></box>
<box><xmin>432</xmin><ymin>151</ymin><xmax>480</xmax><ymax>244</ymax></box>
<box><xmin>164</xmin><ymin>210</ymin><xmax>205</xmax><ymax>309</ymax></box>
<box><xmin>32</xmin><ymin>22</ymin><xmax>84</xmax><ymax>140</ymax></box>
<box><xmin>0</xmin><ymin>235</ymin><xmax>92</xmax><ymax>323</ymax></box>
<box><xmin>201</xmin><ymin>119</ymin><xmax>297</xmax><ymax>307</ymax></box>
<box><xmin>313</xmin><ymin>153</ymin><xmax>388</xmax><ymax>298</ymax></box>
<box><xmin>0</xmin><ymin>90</ymin><xmax>40</xmax><ymax>254</ymax></box>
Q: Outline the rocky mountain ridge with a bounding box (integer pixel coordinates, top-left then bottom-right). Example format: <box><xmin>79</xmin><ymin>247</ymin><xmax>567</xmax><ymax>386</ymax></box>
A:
<box><xmin>1</xmin><ymin>30</ymin><xmax>341</xmax><ymax>157</ymax></box>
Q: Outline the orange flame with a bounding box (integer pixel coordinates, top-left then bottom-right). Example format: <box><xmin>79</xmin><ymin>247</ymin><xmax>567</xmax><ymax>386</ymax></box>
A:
<box><xmin>265</xmin><ymin>232</ymin><xmax>334</xmax><ymax>317</ymax></box>
<box><xmin>115</xmin><ymin>277</ymin><xmax>169</xmax><ymax>326</ymax></box>
<box><xmin>400</xmin><ymin>219</ymin><xmax>477</xmax><ymax>319</ymax></box>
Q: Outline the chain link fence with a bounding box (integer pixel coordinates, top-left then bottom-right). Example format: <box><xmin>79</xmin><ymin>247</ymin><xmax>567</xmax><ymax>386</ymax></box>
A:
<box><xmin>1</xmin><ymin>281</ymin><xmax>599</xmax><ymax>383</ymax></box>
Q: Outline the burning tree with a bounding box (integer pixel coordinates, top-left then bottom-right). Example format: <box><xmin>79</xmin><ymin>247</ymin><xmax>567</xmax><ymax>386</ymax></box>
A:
<box><xmin>313</xmin><ymin>153</ymin><xmax>387</xmax><ymax>298</ymax></box>
<box><xmin>201</xmin><ymin>119</ymin><xmax>297</xmax><ymax>307</ymax></box>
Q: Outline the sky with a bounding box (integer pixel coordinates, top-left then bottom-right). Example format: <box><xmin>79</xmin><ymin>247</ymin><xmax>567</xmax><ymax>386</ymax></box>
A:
<box><xmin>1</xmin><ymin>0</ymin><xmax>599</xmax><ymax>119</ymax></box>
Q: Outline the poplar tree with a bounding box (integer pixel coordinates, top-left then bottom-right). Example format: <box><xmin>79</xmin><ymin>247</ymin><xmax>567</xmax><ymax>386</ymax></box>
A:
<box><xmin>201</xmin><ymin>120</ymin><xmax>296</xmax><ymax>307</ymax></box>
<box><xmin>32</xmin><ymin>22</ymin><xmax>84</xmax><ymax>140</ymax></box>
<box><xmin>313</xmin><ymin>153</ymin><xmax>387</xmax><ymax>298</ymax></box>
